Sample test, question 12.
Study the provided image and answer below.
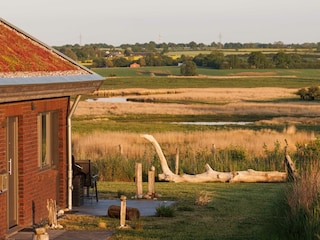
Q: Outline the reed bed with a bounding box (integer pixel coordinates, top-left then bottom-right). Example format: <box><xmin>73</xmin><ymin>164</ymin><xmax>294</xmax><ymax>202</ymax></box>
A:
<box><xmin>279</xmin><ymin>160</ymin><xmax>320</xmax><ymax>239</ymax></box>
<box><xmin>72</xmin><ymin>128</ymin><xmax>313</xmax><ymax>160</ymax></box>
<box><xmin>72</xmin><ymin>128</ymin><xmax>314</xmax><ymax>181</ymax></box>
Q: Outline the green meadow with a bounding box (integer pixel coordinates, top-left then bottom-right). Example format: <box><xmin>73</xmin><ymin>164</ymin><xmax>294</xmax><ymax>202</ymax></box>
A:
<box><xmin>93</xmin><ymin>67</ymin><xmax>320</xmax><ymax>89</ymax></box>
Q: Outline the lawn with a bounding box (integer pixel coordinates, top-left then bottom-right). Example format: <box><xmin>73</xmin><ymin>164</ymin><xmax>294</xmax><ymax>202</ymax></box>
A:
<box><xmin>59</xmin><ymin>182</ymin><xmax>286</xmax><ymax>240</ymax></box>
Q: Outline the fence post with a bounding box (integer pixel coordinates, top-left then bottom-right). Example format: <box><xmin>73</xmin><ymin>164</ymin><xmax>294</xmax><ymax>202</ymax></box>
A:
<box><xmin>175</xmin><ymin>147</ymin><xmax>179</xmax><ymax>175</ymax></box>
<box><xmin>148</xmin><ymin>166</ymin><xmax>155</xmax><ymax>197</ymax></box>
<box><xmin>135</xmin><ymin>162</ymin><xmax>143</xmax><ymax>197</ymax></box>
<box><xmin>120</xmin><ymin>195</ymin><xmax>127</xmax><ymax>227</ymax></box>
<box><xmin>119</xmin><ymin>144</ymin><xmax>123</xmax><ymax>155</ymax></box>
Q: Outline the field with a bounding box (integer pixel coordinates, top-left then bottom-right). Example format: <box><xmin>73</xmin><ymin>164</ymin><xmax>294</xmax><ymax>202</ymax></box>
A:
<box><xmin>73</xmin><ymin>68</ymin><xmax>320</xmax><ymax>172</ymax></box>
<box><xmin>164</xmin><ymin>48</ymin><xmax>320</xmax><ymax>57</ymax></box>
<box><xmin>69</xmin><ymin>67</ymin><xmax>320</xmax><ymax>239</ymax></box>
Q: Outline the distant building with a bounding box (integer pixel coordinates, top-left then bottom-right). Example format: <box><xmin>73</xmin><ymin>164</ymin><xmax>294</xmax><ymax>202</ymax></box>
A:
<box><xmin>0</xmin><ymin>18</ymin><xmax>104</xmax><ymax>238</ymax></box>
<box><xmin>130</xmin><ymin>63</ymin><xmax>141</xmax><ymax>68</ymax></box>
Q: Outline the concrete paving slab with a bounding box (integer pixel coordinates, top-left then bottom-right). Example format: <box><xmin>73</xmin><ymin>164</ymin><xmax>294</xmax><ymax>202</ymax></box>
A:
<box><xmin>7</xmin><ymin>230</ymin><xmax>115</xmax><ymax>240</ymax></box>
<box><xmin>73</xmin><ymin>198</ymin><xmax>174</xmax><ymax>216</ymax></box>
<box><xmin>6</xmin><ymin>198</ymin><xmax>174</xmax><ymax>240</ymax></box>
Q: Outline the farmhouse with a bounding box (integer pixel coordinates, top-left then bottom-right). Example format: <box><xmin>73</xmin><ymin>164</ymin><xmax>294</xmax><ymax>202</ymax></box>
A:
<box><xmin>130</xmin><ymin>62</ymin><xmax>140</xmax><ymax>68</ymax></box>
<box><xmin>0</xmin><ymin>18</ymin><xmax>104</xmax><ymax>238</ymax></box>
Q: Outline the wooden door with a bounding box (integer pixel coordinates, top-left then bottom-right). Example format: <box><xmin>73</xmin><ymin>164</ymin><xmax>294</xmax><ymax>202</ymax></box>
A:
<box><xmin>7</xmin><ymin>116</ymin><xmax>18</xmax><ymax>228</ymax></box>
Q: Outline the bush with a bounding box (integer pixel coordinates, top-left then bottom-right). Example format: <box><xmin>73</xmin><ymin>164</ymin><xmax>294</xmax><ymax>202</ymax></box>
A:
<box><xmin>195</xmin><ymin>191</ymin><xmax>211</xmax><ymax>206</ymax></box>
<box><xmin>296</xmin><ymin>86</ymin><xmax>320</xmax><ymax>100</ymax></box>
<box><xmin>180</xmin><ymin>60</ymin><xmax>197</xmax><ymax>76</ymax></box>
<box><xmin>155</xmin><ymin>203</ymin><xmax>175</xmax><ymax>217</ymax></box>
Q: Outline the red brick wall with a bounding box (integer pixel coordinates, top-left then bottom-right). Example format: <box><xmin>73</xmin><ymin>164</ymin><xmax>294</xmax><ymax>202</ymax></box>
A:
<box><xmin>0</xmin><ymin>97</ymin><xmax>69</xmax><ymax>237</ymax></box>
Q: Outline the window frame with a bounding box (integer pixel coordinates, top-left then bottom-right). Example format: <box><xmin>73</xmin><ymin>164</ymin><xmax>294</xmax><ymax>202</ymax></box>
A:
<box><xmin>38</xmin><ymin>111</ymin><xmax>59</xmax><ymax>169</ymax></box>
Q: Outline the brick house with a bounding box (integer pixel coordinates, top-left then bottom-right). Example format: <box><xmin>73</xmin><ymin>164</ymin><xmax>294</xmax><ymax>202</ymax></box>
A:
<box><xmin>0</xmin><ymin>18</ymin><xmax>104</xmax><ymax>237</ymax></box>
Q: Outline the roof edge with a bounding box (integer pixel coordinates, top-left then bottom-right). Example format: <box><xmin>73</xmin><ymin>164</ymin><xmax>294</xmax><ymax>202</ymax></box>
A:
<box><xmin>0</xmin><ymin>17</ymin><xmax>97</xmax><ymax>75</ymax></box>
<box><xmin>0</xmin><ymin>73</ymin><xmax>105</xmax><ymax>86</ymax></box>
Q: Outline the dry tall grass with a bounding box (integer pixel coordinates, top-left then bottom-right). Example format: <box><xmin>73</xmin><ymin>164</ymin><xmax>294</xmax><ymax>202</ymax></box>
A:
<box><xmin>72</xmin><ymin>128</ymin><xmax>313</xmax><ymax>162</ymax></box>
<box><xmin>283</xmin><ymin>161</ymin><xmax>320</xmax><ymax>239</ymax></box>
<box><xmin>287</xmin><ymin>162</ymin><xmax>320</xmax><ymax>213</ymax></box>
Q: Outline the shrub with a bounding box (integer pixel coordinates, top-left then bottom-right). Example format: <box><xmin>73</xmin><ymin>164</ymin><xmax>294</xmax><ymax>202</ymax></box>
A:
<box><xmin>195</xmin><ymin>191</ymin><xmax>211</xmax><ymax>206</ymax></box>
<box><xmin>180</xmin><ymin>60</ymin><xmax>197</xmax><ymax>76</ymax></box>
<box><xmin>155</xmin><ymin>203</ymin><xmax>175</xmax><ymax>217</ymax></box>
<box><xmin>296</xmin><ymin>86</ymin><xmax>320</xmax><ymax>100</ymax></box>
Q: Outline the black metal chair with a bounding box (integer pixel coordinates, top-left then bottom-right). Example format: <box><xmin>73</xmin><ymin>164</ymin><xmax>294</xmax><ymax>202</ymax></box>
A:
<box><xmin>74</xmin><ymin>160</ymin><xmax>98</xmax><ymax>202</ymax></box>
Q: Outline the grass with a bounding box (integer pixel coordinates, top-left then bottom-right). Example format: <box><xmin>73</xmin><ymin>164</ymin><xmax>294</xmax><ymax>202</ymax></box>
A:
<box><xmin>58</xmin><ymin>182</ymin><xmax>286</xmax><ymax>240</ymax></box>
<box><xmin>93</xmin><ymin>67</ymin><xmax>320</xmax><ymax>89</ymax></box>
<box><xmin>93</xmin><ymin>67</ymin><xmax>320</xmax><ymax>90</ymax></box>
<box><xmin>99</xmin><ymin>75</ymin><xmax>320</xmax><ymax>89</ymax></box>
<box><xmin>72</xmin><ymin>113</ymin><xmax>277</xmax><ymax>133</ymax></box>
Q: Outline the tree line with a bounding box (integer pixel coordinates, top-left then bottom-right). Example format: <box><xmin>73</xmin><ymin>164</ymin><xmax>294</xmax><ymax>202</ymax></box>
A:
<box><xmin>54</xmin><ymin>41</ymin><xmax>320</xmax><ymax>69</ymax></box>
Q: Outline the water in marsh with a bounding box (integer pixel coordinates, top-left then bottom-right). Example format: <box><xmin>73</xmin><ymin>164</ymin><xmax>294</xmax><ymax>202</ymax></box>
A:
<box><xmin>171</xmin><ymin>122</ymin><xmax>252</xmax><ymax>126</ymax></box>
<box><xmin>86</xmin><ymin>97</ymin><xmax>127</xmax><ymax>103</ymax></box>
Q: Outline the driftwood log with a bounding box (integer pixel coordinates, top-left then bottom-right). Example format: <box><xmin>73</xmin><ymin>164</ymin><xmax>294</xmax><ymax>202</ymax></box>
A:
<box><xmin>107</xmin><ymin>205</ymin><xmax>140</xmax><ymax>221</ymax></box>
<box><xmin>141</xmin><ymin>134</ymin><xmax>297</xmax><ymax>183</ymax></box>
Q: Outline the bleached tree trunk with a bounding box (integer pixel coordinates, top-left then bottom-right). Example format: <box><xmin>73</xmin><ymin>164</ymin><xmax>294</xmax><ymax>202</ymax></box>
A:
<box><xmin>141</xmin><ymin>134</ymin><xmax>289</xmax><ymax>183</ymax></box>
<box><xmin>229</xmin><ymin>169</ymin><xmax>287</xmax><ymax>183</ymax></box>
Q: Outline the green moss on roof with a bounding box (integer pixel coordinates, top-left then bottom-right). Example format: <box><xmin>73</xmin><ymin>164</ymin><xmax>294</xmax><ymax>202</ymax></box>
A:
<box><xmin>0</xmin><ymin>21</ymin><xmax>79</xmax><ymax>73</ymax></box>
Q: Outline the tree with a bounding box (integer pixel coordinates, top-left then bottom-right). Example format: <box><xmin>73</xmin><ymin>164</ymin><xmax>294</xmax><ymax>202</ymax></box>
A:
<box><xmin>317</xmin><ymin>42</ymin><xmax>320</xmax><ymax>52</ymax></box>
<box><xmin>124</xmin><ymin>49</ymin><xmax>133</xmax><ymax>56</ymax></box>
<box><xmin>112</xmin><ymin>57</ymin><xmax>130</xmax><ymax>67</ymax></box>
<box><xmin>180</xmin><ymin>61</ymin><xmax>197</xmax><ymax>76</ymax></box>
<box><xmin>59</xmin><ymin>47</ymin><xmax>78</xmax><ymax>61</ymax></box>
<box><xmin>226</xmin><ymin>55</ymin><xmax>241</xmax><ymax>69</ymax></box>
<box><xmin>92</xmin><ymin>57</ymin><xmax>106</xmax><ymax>68</ymax></box>
<box><xmin>206</xmin><ymin>51</ymin><xmax>225</xmax><ymax>69</ymax></box>
<box><xmin>105</xmin><ymin>59</ymin><xmax>114</xmax><ymax>68</ymax></box>
<box><xmin>188</xmin><ymin>41</ymin><xmax>197</xmax><ymax>50</ymax></box>
<box><xmin>193</xmin><ymin>54</ymin><xmax>206</xmax><ymax>67</ymax></box>
<box><xmin>273</xmin><ymin>51</ymin><xmax>289</xmax><ymax>68</ymax></box>
<box><xmin>210</xmin><ymin>42</ymin><xmax>218</xmax><ymax>48</ymax></box>
<box><xmin>138</xmin><ymin>57</ymin><xmax>146</xmax><ymax>67</ymax></box>
<box><xmin>145</xmin><ymin>41</ymin><xmax>157</xmax><ymax>52</ymax></box>
<box><xmin>247</xmin><ymin>52</ymin><xmax>267</xmax><ymax>68</ymax></box>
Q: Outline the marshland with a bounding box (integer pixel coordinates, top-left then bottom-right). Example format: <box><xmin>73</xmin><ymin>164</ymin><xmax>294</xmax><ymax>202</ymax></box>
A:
<box><xmin>68</xmin><ymin>67</ymin><xmax>320</xmax><ymax>239</ymax></box>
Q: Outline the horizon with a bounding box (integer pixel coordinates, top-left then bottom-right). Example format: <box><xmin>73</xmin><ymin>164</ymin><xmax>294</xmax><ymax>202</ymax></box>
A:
<box><xmin>52</xmin><ymin>40</ymin><xmax>318</xmax><ymax>48</ymax></box>
<box><xmin>1</xmin><ymin>0</ymin><xmax>320</xmax><ymax>46</ymax></box>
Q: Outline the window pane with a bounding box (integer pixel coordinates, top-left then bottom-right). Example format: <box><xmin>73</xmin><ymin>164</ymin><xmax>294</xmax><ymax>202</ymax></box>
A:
<box><xmin>51</xmin><ymin>111</ymin><xmax>59</xmax><ymax>166</ymax></box>
<box><xmin>41</xmin><ymin>114</ymin><xmax>47</xmax><ymax>166</ymax></box>
<box><xmin>39</xmin><ymin>111</ymin><xmax>59</xmax><ymax>168</ymax></box>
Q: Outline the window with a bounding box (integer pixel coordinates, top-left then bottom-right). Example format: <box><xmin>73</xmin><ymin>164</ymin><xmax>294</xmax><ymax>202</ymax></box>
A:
<box><xmin>38</xmin><ymin>111</ymin><xmax>59</xmax><ymax>168</ymax></box>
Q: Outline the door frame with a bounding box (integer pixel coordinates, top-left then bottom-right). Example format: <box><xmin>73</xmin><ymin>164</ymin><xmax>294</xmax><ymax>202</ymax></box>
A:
<box><xmin>7</xmin><ymin>116</ymin><xmax>19</xmax><ymax>229</ymax></box>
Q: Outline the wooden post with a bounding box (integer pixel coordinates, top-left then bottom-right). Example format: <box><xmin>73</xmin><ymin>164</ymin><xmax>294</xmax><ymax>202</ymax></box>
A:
<box><xmin>285</xmin><ymin>153</ymin><xmax>299</xmax><ymax>181</ymax></box>
<box><xmin>120</xmin><ymin>195</ymin><xmax>127</xmax><ymax>227</ymax></box>
<box><xmin>119</xmin><ymin>144</ymin><xmax>123</xmax><ymax>155</ymax></box>
<box><xmin>148</xmin><ymin>166</ymin><xmax>155</xmax><ymax>196</ymax></box>
<box><xmin>135</xmin><ymin>162</ymin><xmax>143</xmax><ymax>197</ymax></box>
<box><xmin>175</xmin><ymin>147</ymin><xmax>179</xmax><ymax>175</ymax></box>
<box><xmin>211</xmin><ymin>144</ymin><xmax>216</xmax><ymax>155</ymax></box>
<box><xmin>47</xmin><ymin>199</ymin><xmax>57</xmax><ymax>227</ymax></box>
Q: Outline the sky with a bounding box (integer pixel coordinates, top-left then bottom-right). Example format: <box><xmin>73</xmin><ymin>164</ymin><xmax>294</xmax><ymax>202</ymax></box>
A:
<box><xmin>1</xmin><ymin>0</ymin><xmax>320</xmax><ymax>46</ymax></box>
